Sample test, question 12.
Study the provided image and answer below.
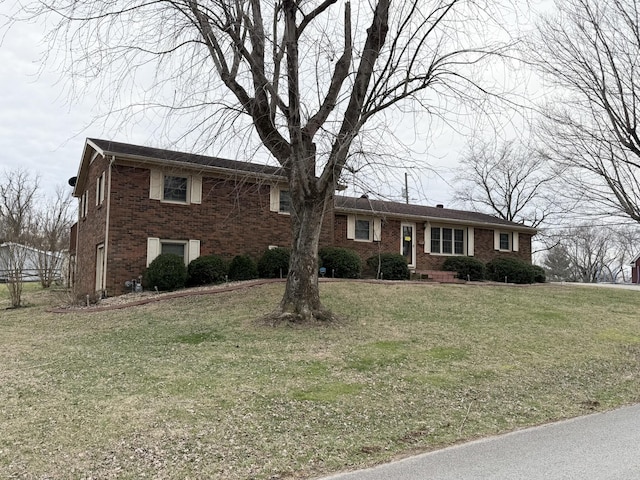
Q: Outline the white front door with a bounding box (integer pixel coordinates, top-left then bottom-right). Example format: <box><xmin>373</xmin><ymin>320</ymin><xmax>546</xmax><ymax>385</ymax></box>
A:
<box><xmin>401</xmin><ymin>223</ymin><xmax>416</xmax><ymax>269</ymax></box>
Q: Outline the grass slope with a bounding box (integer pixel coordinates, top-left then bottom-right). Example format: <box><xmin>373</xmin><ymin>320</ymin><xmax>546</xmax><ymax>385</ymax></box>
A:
<box><xmin>1</xmin><ymin>282</ymin><xmax>639</xmax><ymax>479</ymax></box>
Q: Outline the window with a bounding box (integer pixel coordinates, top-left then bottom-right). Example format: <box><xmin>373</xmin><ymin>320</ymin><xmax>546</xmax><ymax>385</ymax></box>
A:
<box><xmin>454</xmin><ymin>229</ymin><xmax>464</xmax><ymax>254</ymax></box>
<box><xmin>161</xmin><ymin>241</ymin><xmax>186</xmax><ymax>261</ymax></box>
<box><xmin>430</xmin><ymin>226</ymin><xmax>465</xmax><ymax>255</ymax></box>
<box><xmin>499</xmin><ymin>233</ymin><xmax>510</xmax><ymax>250</ymax></box>
<box><xmin>96</xmin><ymin>172</ymin><xmax>105</xmax><ymax>206</ymax></box>
<box><xmin>494</xmin><ymin>231</ymin><xmax>519</xmax><ymax>252</ymax></box>
<box><xmin>430</xmin><ymin>228</ymin><xmax>441</xmax><ymax>253</ymax></box>
<box><xmin>355</xmin><ymin>219</ymin><xmax>371</xmax><ymax>241</ymax></box>
<box><xmin>147</xmin><ymin>238</ymin><xmax>200</xmax><ymax>266</ymax></box>
<box><xmin>347</xmin><ymin>215</ymin><xmax>381</xmax><ymax>242</ymax></box>
<box><xmin>163</xmin><ymin>175</ymin><xmax>188</xmax><ymax>202</ymax></box>
<box><xmin>80</xmin><ymin>191</ymin><xmax>88</xmax><ymax>218</ymax></box>
<box><xmin>279</xmin><ymin>190</ymin><xmax>291</xmax><ymax>213</ymax></box>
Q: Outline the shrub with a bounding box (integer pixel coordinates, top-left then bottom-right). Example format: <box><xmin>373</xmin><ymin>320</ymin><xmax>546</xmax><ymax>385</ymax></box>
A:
<box><xmin>319</xmin><ymin>247</ymin><xmax>361</xmax><ymax>278</ymax></box>
<box><xmin>258</xmin><ymin>247</ymin><xmax>290</xmax><ymax>278</ymax></box>
<box><xmin>366</xmin><ymin>253</ymin><xmax>409</xmax><ymax>280</ymax></box>
<box><xmin>143</xmin><ymin>253</ymin><xmax>187</xmax><ymax>291</ymax></box>
<box><xmin>486</xmin><ymin>257</ymin><xmax>535</xmax><ymax>284</ymax></box>
<box><xmin>187</xmin><ymin>255</ymin><xmax>227</xmax><ymax>286</ymax></box>
<box><xmin>228</xmin><ymin>254</ymin><xmax>259</xmax><ymax>281</ymax></box>
<box><xmin>532</xmin><ymin>265</ymin><xmax>546</xmax><ymax>283</ymax></box>
<box><xmin>442</xmin><ymin>256</ymin><xmax>486</xmax><ymax>281</ymax></box>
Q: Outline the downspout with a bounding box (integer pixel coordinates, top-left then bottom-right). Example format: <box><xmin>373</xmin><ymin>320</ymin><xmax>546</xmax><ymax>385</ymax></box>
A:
<box><xmin>102</xmin><ymin>156</ymin><xmax>115</xmax><ymax>296</ymax></box>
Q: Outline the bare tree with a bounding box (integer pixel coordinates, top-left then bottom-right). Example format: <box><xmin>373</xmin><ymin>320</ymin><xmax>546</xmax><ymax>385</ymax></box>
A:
<box><xmin>453</xmin><ymin>139</ymin><xmax>558</xmax><ymax>228</ymax></box>
<box><xmin>32</xmin><ymin>187</ymin><xmax>74</xmax><ymax>288</ymax></box>
<box><xmin>531</xmin><ymin>0</ymin><xmax>640</xmax><ymax>223</ymax></box>
<box><xmin>12</xmin><ymin>0</ymin><xmax>517</xmax><ymax>321</ymax></box>
<box><xmin>0</xmin><ymin>170</ymin><xmax>39</xmax><ymax>307</ymax></box>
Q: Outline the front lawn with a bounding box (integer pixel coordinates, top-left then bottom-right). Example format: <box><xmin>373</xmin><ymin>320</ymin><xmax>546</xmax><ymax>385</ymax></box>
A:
<box><xmin>1</xmin><ymin>282</ymin><xmax>639</xmax><ymax>479</ymax></box>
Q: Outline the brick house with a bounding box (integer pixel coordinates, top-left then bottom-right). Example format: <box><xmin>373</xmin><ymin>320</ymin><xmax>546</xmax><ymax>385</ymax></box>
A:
<box><xmin>70</xmin><ymin>138</ymin><xmax>537</xmax><ymax>297</ymax></box>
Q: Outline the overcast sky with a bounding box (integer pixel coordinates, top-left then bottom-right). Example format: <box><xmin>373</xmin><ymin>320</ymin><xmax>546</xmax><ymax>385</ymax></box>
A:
<box><xmin>0</xmin><ymin>2</ymin><xmax>544</xmax><ymax>207</ymax></box>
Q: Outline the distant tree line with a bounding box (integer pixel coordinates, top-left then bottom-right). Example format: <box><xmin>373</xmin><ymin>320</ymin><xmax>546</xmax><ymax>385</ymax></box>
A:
<box><xmin>0</xmin><ymin>169</ymin><xmax>74</xmax><ymax>307</ymax></box>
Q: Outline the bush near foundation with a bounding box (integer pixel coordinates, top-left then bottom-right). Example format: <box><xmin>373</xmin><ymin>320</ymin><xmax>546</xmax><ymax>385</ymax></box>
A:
<box><xmin>442</xmin><ymin>256</ymin><xmax>486</xmax><ymax>281</ymax></box>
<box><xmin>144</xmin><ymin>253</ymin><xmax>187</xmax><ymax>291</ymax></box>
<box><xmin>319</xmin><ymin>247</ymin><xmax>361</xmax><ymax>278</ymax></box>
<box><xmin>228</xmin><ymin>255</ymin><xmax>259</xmax><ymax>281</ymax></box>
<box><xmin>366</xmin><ymin>253</ymin><xmax>409</xmax><ymax>280</ymax></box>
<box><xmin>187</xmin><ymin>255</ymin><xmax>227</xmax><ymax>286</ymax></box>
<box><xmin>486</xmin><ymin>257</ymin><xmax>536</xmax><ymax>284</ymax></box>
<box><xmin>258</xmin><ymin>248</ymin><xmax>290</xmax><ymax>278</ymax></box>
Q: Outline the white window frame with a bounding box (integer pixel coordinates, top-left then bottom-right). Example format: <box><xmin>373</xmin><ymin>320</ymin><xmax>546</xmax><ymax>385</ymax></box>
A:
<box><xmin>269</xmin><ymin>186</ymin><xmax>291</xmax><ymax>215</ymax></box>
<box><xmin>149</xmin><ymin>169</ymin><xmax>202</xmax><ymax>205</ymax></box>
<box><xmin>425</xmin><ymin>224</ymin><xmax>467</xmax><ymax>256</ymax></box>
<box><xmin>80</xmin><ymin>191</ymin><xmax>89</xmax><ymax>219</ymax></box>
<box><xmin>346</xmin><ymin>215</ymin><xmax>381</xmax><ymax>242</ymax></box>
<box><xmin>494</xmin><ymin>230</ymin><xmax>519</xmax><ymax>252</ymax></box>
<box><xmin>146</xmin><ymin>237</ymin><xmax>200</xmax><ymax>266</ymax></box>
<box><xmin>95</xmin><ymin>172</ymin><xmax>105</xmax><ymax>207</ymax></box>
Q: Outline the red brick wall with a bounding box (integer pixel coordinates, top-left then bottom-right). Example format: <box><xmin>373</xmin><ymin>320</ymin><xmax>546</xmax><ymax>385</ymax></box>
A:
<box><xmin>73</xmin><ymin>156</ymin><xmax>110</xmax><ymax>297</ymax></box>
<box><xmin>73</xmin><ymin>157</ymin><xmax>533</xmax><ymax>295</ymax></box>
<box><xmin>332</xmin><ymin>215</ymin><xmax>534</xmax><ymax>276</ymax></box>
<box><xmin>87</xmin><ymin>164</ymin><xmax>334</xmax><ymax>296</ymax></box>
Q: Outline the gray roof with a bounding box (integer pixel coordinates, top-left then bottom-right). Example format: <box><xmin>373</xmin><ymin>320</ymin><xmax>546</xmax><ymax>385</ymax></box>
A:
<box><xmin>88</xmin><ymin>138</ymin><xmax>285</xmax><ymax>178</ymax></box>
<box><xmin>335</xmin><ymin>196</ymin><xmax>536</xmax><ymax>232</ymax></box>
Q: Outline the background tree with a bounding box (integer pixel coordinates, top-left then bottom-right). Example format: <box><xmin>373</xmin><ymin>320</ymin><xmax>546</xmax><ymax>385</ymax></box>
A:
<box><xmin>530</xmin><ymin>0</ymin><xmax>640</xmax><ymax>223</ymax></box>
<box><xmin>542</xmin><ymin>223</ymin><xmax>639</xmax><ymax>283</ymax></box>
<box><xmin>12</xmin><ymin>0</ymin><xmax>517</xmax><ymax>321</ymax></box>
<box><xmin>0</xmin><ymin>169</ymin><xmax>38</xmax><ymax>307</ymax></box>
<box><xmin>32</xmin><ymin>187</ymin><xmax>74</xmax><ymax>288</ymax></box>
<box><xmin>453</xmin><ymin>138</ymin><xmax>558</xmax><ymax>228</ymax></box>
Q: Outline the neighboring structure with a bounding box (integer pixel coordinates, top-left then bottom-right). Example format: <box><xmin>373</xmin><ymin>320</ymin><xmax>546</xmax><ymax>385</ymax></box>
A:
<box><xmin>0</xmin><ymin>242</ymin><xmax>64</xmax><ymax>284</ymax></box>
<box><xmin>70</xmin><ymin>138</ymin><xmax>537</xmax><ymax>297</ymax></box>
<box><xmin>631</xmin><ymin>254</ymin><xmax>640</xmax><ymax>284</ymax></box>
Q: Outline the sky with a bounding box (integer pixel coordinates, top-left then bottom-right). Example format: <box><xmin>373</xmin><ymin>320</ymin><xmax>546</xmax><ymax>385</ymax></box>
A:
<box><xmin>0</xmin><ymin>1</ymin><xmax>544</xmax><ymax>207</ymax></box>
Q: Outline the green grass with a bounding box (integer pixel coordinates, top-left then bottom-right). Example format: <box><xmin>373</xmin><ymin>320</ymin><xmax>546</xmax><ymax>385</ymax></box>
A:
<box><xmin>1</xmin><ymin>282</ymin><xmax>640</xmax><ymax>479</ymax></box>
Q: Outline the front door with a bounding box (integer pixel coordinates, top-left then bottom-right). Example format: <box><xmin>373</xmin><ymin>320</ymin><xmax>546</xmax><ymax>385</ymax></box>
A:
<box><xmin>401</xmin><ymin>223</ymin><xmax>416</xmax><ymax>269</ymax></box>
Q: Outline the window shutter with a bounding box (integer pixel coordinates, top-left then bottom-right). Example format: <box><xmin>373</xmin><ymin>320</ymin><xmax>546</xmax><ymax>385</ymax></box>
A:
<box><xmin>512</xmin><ymin>232</ymin><xmax>519</xmax><ymax>252</ymax></box>
<box><xmin>424</xmin><ymin>222</ymin><xmax>431</xmax><ymax>253</ymax></box>
<box><xmin>190</xmin><ymin>175</ymin><xmax>202</xmax><ymax>204</ymax></box>
<box><xmin>149</xmin><ymin>169</ymin><xmax>163</xmax><ymax>200</ymax></box>
<box><xmin>146</xmin><ymin>237</ymin><xmax>160</xmax><ymax>266</ymax></box>
<box><xmin>467</xmin><ymin>227</ymin><xmax>475</xmax><ymax>256</ymax></box>
<box><xmin>347</xmin><ymin>215</ymin><xmax>356</xmax><ymax>239</ymax></box>
<box><xmin>494</xmin><ymin>230</ymin><xmax>500</xmax><ymax>250</ymax></box>
<box><xmin>373</xmin><ymin>218</ymin><xmax>382</xmax><ymax>242</ymax></box>
<box><xmin>188</xmin><ymin>239</ymin><xmax>201</xmax><ymax>264</ymax></box>
<box><xmin>269</xmin><ymin>186</ymin><xmax>280</xmax><ymax>212</ymax></box>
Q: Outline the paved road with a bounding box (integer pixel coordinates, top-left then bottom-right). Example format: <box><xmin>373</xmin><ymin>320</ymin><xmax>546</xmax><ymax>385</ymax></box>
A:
<box><xmin>317</xmin><ymin>404</ymin><xmax>640</xmax><ymax>480</ymax></box>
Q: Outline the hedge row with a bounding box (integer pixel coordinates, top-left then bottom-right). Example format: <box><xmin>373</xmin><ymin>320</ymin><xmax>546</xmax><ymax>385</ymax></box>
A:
<box><xmin>143</xmin><ymin>248</ymin><xmax>545</xmax><ymax>291</ymax></box>
<box><xmin>442</xmin><ymin>256</ymin><xmax>546</xmax><ymax>284</ymax></box>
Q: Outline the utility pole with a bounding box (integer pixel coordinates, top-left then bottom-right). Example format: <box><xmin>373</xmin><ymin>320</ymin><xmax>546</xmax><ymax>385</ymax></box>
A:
<box><xmin>404</xmin><ymin>172</ymin><xmax>409</xmax><ymax>204</ymax></box>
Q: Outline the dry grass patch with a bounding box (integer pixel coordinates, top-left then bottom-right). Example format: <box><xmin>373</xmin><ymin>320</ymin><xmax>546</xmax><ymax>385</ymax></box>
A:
<box><xmin>1</xmin><ymin>282</ymin><xmax>639</xmax><ymax>479</ymax></box>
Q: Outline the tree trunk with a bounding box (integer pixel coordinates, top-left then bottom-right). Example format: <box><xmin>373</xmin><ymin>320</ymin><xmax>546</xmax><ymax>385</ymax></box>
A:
<box><xmin>278</xmin><ymin>188</ymin><xmax>333</xmax><ymax>323</ymax></box>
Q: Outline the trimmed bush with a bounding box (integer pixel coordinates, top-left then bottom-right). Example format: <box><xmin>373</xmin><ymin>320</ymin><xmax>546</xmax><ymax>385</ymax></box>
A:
<box><xmin>442</xmin><ymin>256</ymin><xmax>486</xmax><ymax>281</ymax></box>
<box><xmin>143</xmin><ymin>253</ymin><xmax>187</xmax><ymax>291</ymax></box>
<box><xmin>258</xmin><ymin>247</ymin><xmax>290</xmax><ymax>278</ymax></box>
<box><xmin>319</xmin><ymin>247</ymin><xmax>361</xmax><ymax>278</ymax></box>
<box><xmin>228</xmin><ymin>254</ymin><xmax>259</xmax><ymax>281</ymax></box>
<box><xmin>532</xmin><ymin>265</ymin><xmax>546</xmax><ymax>283</ymax></box>
<box><xmin>486</xmin><ymin>257</ymin><xmax>535</xmax><ymax>284</ymax></box>
<box><xmin>187</xmin><ymin>255</ymin><xmax>227</xmax><ymax>286</ymax></box>
<box><xmin>366</xmin><ymin>253</ymin><xmax>409</xmax><ymax>280</ymax></box>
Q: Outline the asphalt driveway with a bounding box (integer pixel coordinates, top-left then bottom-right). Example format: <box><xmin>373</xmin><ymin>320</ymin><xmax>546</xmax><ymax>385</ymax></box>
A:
<box><xmin>317</xmin><ymin>404</ymin><xmax>640</xmax><ymax>480</ymax></box>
